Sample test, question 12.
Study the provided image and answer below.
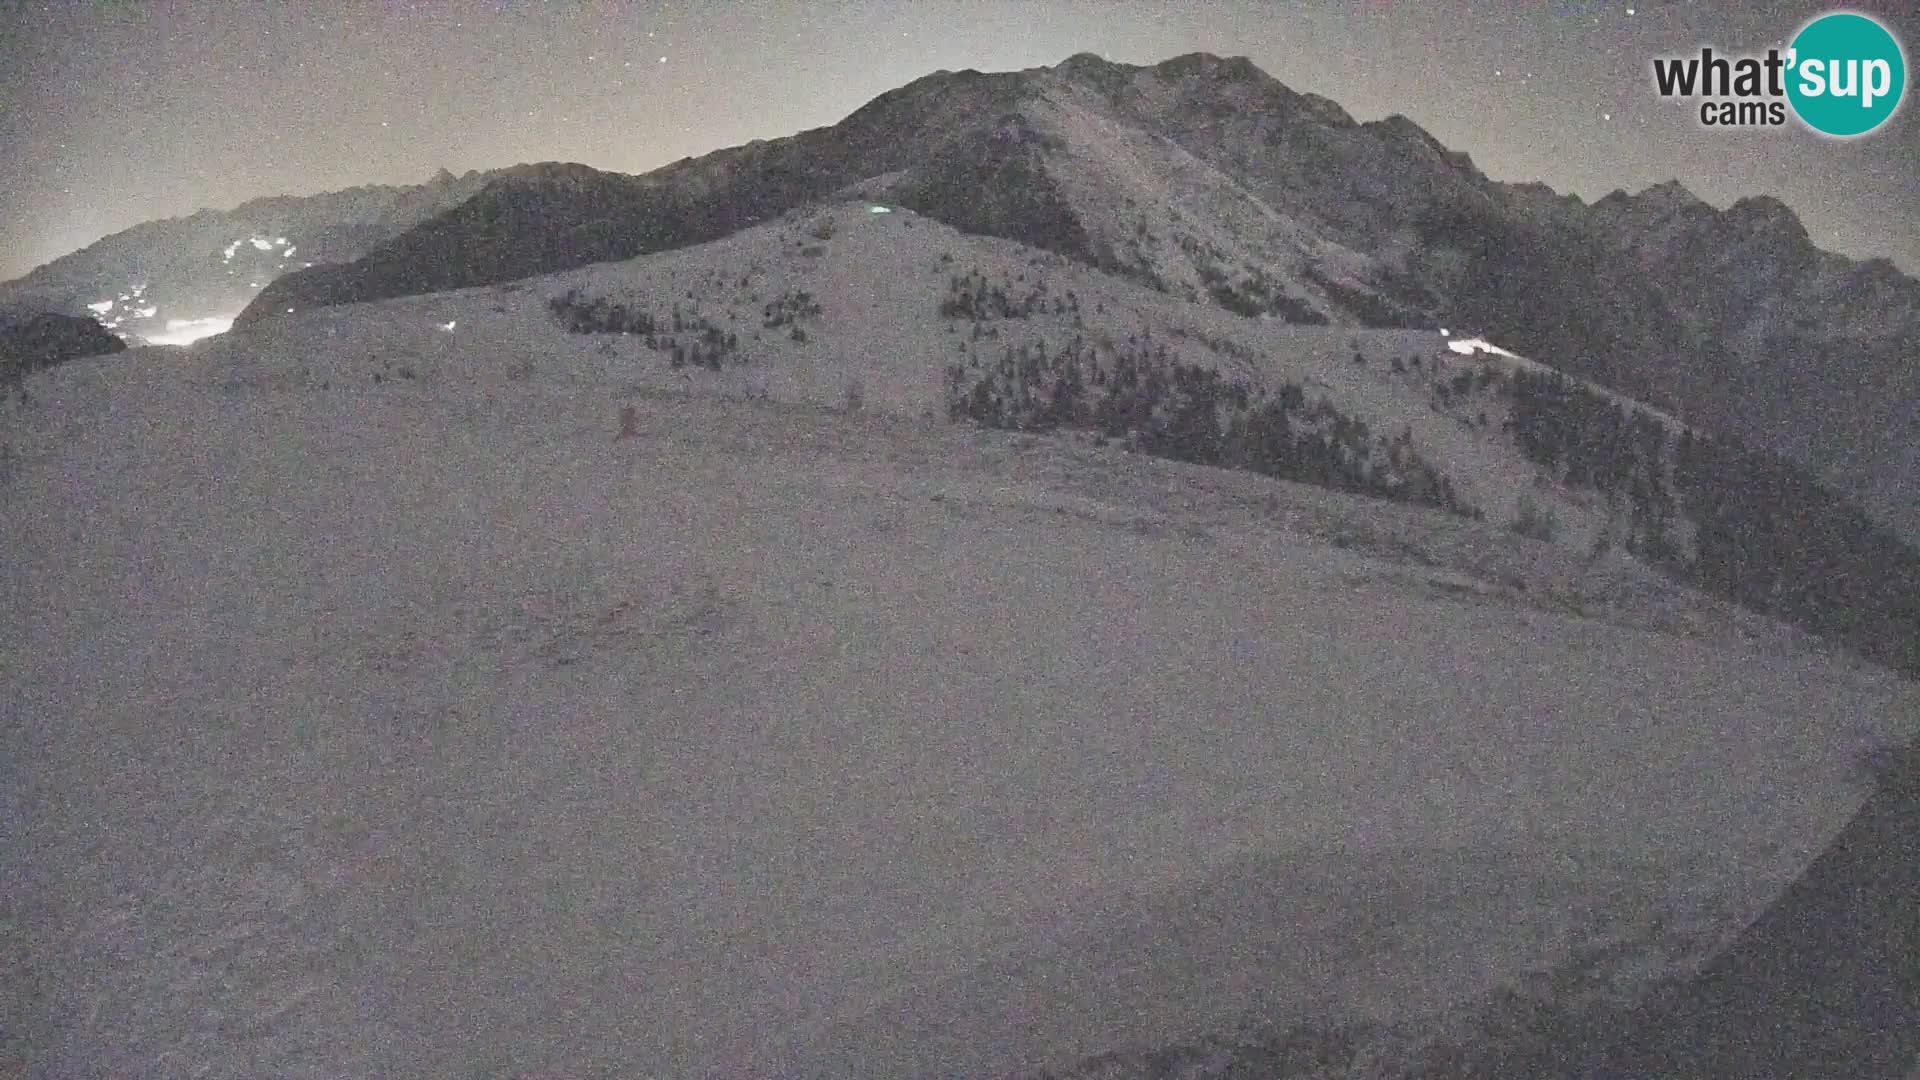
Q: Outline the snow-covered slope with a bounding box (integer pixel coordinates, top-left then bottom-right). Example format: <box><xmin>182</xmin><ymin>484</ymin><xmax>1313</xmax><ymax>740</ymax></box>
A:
<box><xmin>16</xmin><ymin>51</ymin><xmax>1909</xmax><ymax>539</ymax></box>
<box><xmin>228</xmin><ymin>52</ymin><xmax>1919</xmax><ymax>546</ymax></box>
<box><xmin>5</xmin><ymin>202</ymin><xmax>1915</xmax><ymax>1078</ymax></box>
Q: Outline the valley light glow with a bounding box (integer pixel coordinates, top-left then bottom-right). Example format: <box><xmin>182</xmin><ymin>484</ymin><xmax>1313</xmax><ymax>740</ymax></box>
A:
<box><xmin>143</xmin><ymin>316</ymin><xmax>234</xmax><ymax>346</ymax></box>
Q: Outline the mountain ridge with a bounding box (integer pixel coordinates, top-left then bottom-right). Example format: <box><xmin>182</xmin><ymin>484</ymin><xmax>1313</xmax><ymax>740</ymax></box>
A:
<box><xmin>12</xmin><ymin>50</ymin><xmax>1918</xmax><ymax>539</ymax></box>
<box><xmin>0</xmin><ymin>168</ymin><xmax>506</xmax><ymax>343</ymax></box>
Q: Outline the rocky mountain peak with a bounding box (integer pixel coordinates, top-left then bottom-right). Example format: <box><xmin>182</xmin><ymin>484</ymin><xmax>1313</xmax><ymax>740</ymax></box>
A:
<box><xmin>1593</xmin><ymin>180</ymin><xmax>1710</xmax><ymax>221</ymax></box>
<box><xmin>491</xmin><ymin>161</ymin><xmax>614</xmax><ymax>188</ymax></box>
<box><xmin>1639</xmin><ymin>179</ymin><xmax>1707</xmax><ymax>209</ymax></box>
<box><xmin>1045</xmin><ymin>50</ymin><xmax>1355</xmax><ymax>129</ymax></box>
<box><xmin>1057</xmin><ymin>51</ymin><xmax>1127</xmax><ymax>76</ymax></box>
<box><xmin>1152</xmin><ymin>51</ymin><xmax>1265</xmax><ymax>83</ymax></box>
<box><xmin>1724</xmin><ymin>195</ymin><xmax>1810</xmax><ymax>244</ymax></box>
<box><xmin>1365</xmin><ymin>114</ymin><xmax>1477</xmax><ymax>172</ymax></box>
<box><xmin>208</xmin><ymin>53</ymin><xmax>1920</xmax><ymax>543</ymax></box>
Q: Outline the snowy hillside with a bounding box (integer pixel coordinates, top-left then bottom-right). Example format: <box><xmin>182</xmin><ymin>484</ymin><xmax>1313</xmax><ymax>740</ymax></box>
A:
<box><xmin>229</xmin><ymin>52</ymin><xmax>1920</xmax><ymax>547</ymax></box>
<box><xmin>309</xmin><ymin>202</ymin><xmax>1686</xmax><ymax>554</ymax></box>
<box><xmin>5</xmin><ymin>198</ymin><xmax>1916</xmax><ymax>1078</ymax></box>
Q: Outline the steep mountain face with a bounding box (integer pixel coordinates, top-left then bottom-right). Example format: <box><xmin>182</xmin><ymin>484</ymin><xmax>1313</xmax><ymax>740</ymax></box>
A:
<box><xmin>228</xmin><ymin>52</ymin><xmax>1915</xmax><ymax>539</ymax></box>
<box><xmin>316</xmin><ymin>198</ymin><xmax>1920</xmax><ymax>678</ymax></box>
<box><xmin>1569</xmin><ymin>183</ymin><xmax>1920</xmax><ymax>538</ymax></box>
<box><xmin>240</xmin><ymin>55</ymin><xmax>1405</xmax><ymax>329</ymax></box>
<box><xmin>0</xmin><ymin>168</ymin><xmax>498</xmax><ymax>344</ymax></box>
<box><xmin>241</xmin><ymin>70</ymin><xmax>1043</xmax><ymax>319</ymax></box>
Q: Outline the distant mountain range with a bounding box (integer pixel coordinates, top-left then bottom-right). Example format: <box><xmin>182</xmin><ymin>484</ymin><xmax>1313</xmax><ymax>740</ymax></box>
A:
<box><xmin>0</xmin><ymin>168</ymin><xmax>503</xmax><ymax>344</ymax></box>
<box><xmin>6</xmin><ymin>51</ymin><xmax>1915</xmax><ymax>541</ymax></box>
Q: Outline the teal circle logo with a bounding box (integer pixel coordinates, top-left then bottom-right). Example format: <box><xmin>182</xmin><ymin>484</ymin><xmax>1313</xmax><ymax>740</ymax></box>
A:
<box><xmin>1786</xmin><ymin>11</ymin><xmax>1906</xmax><ymax>137</ymax></box>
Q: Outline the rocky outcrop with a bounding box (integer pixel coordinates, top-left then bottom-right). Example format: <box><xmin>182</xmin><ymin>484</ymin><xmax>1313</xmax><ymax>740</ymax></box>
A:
<box><xmin>0</xmin><ymin>310</ymin><xmax>126</xmax><ymax>381</ymax></box>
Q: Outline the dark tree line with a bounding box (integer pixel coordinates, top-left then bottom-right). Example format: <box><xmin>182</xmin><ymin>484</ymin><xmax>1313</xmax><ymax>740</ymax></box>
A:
<box><xmin>761</xmin><ymin>289</ymin><xmax>822</xmax><ymax>328</ymax></box>
<box><xmin>549</xmin><ymin>288</ymin><xmax>659</xmax><ymax>336</ymax></box>
<box><xmin>1500</xmin><ymin>362</ymin><xmax>1920</xmax><ymax>675</ymax></box>
<box><xmin>547</xmin><ymin>288</ymin><xmax>739</xmax><ymax>371</ymax></box>
<box><xmin>1305</xmin><ymin>274</ymin><xmax>1429</xmax><ymax>330</ymax></box>
<box><xmin>1504</xmin><ymin>367</ymin><xmax>1679</xmax><ymax>558</ymax></box>
<box><xmin>937</xmin><ymin>268</ymin><xmax>1080</xmax><ymax>322</ymax></box>
<box><xmin>1673</xmin><ymin>430</ymin><xmax>1920</xmax><ymax>674</ymax></box>
<box><xmin>1189</xmin><ymin>253</ymin><xmax>1328</xmax><ymax>324</ymax></box>
<box><xmin>944</xmin><ymin>331</ymin><xmax>1469</xmax><ymax>516</ymax></box>
<box><xmin>0</xmin><ymin>312</ymin><xmax>126</xmax><ymax>397</ymax></box>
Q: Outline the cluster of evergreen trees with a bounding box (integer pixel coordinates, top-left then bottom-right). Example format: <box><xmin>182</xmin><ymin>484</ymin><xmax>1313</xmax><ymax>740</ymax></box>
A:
<box><xmin>547</xmin><ymin>288</ymin><xmax>739</xmax><ymax>371</ymax></box>
<box><xmin>937</xmin><ymin>269</ymin><xmax>1081</xmax><ymax>321</ymax></box>
<box><xmin>667</xmin><ymin>322</ymin><xmax>738</xmax><ymax>370</ymax></box>
<box><xmin>1673</xmin><ymin>431</ymin><xmax>1920</xmax><ymax>674</ymax></box>
<box><xmin>1215</xmin><ymin>273</ymin><xmax>1327</xmax><ymax>324</ymax></box>
<box><xmin>1305</xmin><ymin>273</ymin><xmax>1429</xmax><ymax>330</ymax></box>
<box><xmin>760</xmin><ymin>289</ymin><xmax>822</xmax><ymax>328</ymax></box>
<box><xmin>549</xmin><ymin>288</ymin><xmax>658</xmax><ymax>336</ymax></box>
<box><xmin>944</xmin><ymin>332</ymin><xmax>1469</xmax><ymax>516</ymax></box>
<box><xmin>1179</xmin><ymin>236</ymin><xmax>1328</xmax><ymax>324</ymax></box>
<box><xmin>1498</xmin><ymin>362</ymin><xmax>1920</xmax><ymax>675</ymax></box>
<box><xmin>1503</xmin><ymin>367</ymin><xmax>1679</xmax><ymax>558</ymax></box>
<box><xmin>1435</xmin><ymin>365</ymin><xmax>1501</xmax><ymax>403</ymax></box>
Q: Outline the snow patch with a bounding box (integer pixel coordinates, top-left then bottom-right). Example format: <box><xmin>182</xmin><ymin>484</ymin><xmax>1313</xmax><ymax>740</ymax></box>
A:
<box><xmin>1446</xmin><ymin>336</ymin><xmax>1520</xmax><ymax>358</ymax></box>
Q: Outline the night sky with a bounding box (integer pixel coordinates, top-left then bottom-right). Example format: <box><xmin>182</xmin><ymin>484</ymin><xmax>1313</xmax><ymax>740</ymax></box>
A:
<box><xmin>3</xmin><ymin>0</ymin><xmax>1916</xmax><ymax>281</ymax></box>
